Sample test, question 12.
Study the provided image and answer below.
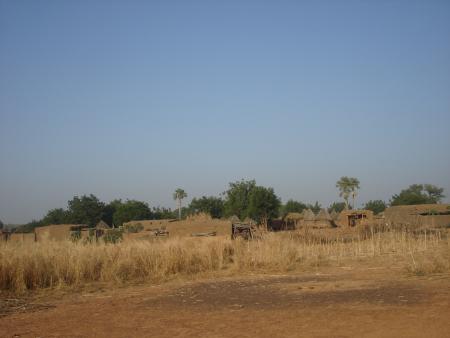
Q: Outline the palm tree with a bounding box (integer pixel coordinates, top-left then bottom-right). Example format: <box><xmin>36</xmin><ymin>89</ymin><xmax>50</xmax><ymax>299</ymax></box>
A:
<box><xmin>336</xmin><ymin>177</ymin><xmax>360</xmax><ymax>210</ymax></box>
<box><xmin>173</xmin><ymin>188</ymin><xmax>187</xmax><ymax>220</ymax></box>
<box><xmin>349</xmin><ymin>177</ymin><xmax>360</xmax><ymax>209</ymax></box>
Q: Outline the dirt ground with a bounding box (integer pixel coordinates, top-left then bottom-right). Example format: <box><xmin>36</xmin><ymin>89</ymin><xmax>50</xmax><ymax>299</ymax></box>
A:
<box><xmin>1</xmin><ymin>262</ymin><xmax>449</xmax><ymax>338</ymax></box>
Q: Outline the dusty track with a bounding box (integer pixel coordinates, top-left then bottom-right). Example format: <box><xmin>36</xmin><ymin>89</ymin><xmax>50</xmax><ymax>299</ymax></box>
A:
<box><xmin>1</xmin><ymin>264</ymin><xmax>449</xmax><ymax>338</ymax></box>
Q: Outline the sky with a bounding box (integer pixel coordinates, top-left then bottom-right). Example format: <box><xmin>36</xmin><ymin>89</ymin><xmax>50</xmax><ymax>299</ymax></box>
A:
<box><xmin>1</xmin><ymin>0</ymin><xmax>449</xmax><ymax>224</ymax></box>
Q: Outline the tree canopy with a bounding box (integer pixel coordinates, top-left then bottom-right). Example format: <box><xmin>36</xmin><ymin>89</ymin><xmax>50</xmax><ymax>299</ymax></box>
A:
<box><xmin>223</xmin><ymin>179</ymin><xmax>257</xmax><ymax>220</ymax></box>
<box><xmin>41</xmin><ymin>208</ymin><xmax>70</xmax><ymax>226</ymax></box>
<box><xmin>364</xmin><ymin>200</ymin><xmax>386</xmax><ymax>214</ymax></box>
<box><xmin>223</xmin><ymin>179</ymin><xmax>280</xmax><ymax>223</ymax></box>
<box><xmin>173</xmin><ymin>188</ymin><xmax>187</xmax><ymax>220</ymax></box>
<box><xmin>336</xmin><ymin>177</ymin><xmax>360</xmax><ymax>209</ymax></box>
<box><xmin>67</xmin><ymin>194</ymin><xmax>106</xmax><ymax>227</ymax></box>
<box><xmin>328</xmin><ymin>202</ymin><xmax>346</xmax><ymax>213</ymax></box>
<box><xmin>112</xmin><ymin>200</ymin><xmax>152</xmax><ymax>227</ymax></box>
<box><xmin>188</xmin><ymin>196</ymin><xmax>224</xmax><ymax>218</ymax></box>
<box><xmin>247</xmin><ymin>186</ymin><xmax>281</xmax><ymax>225</ymax></box>
<box><xmin>281</xmin><ymin>200</ymin><xmax>308</xmax><ymax>217</ymax></box>
<box><xmin>390</xmin><ymin>184</ymin><xmax>445</xmax><ymax>206</ymax></box>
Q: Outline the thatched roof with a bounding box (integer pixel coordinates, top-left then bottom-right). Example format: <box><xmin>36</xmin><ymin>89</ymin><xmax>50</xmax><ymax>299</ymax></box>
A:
<box><xmin>229</xmin><ymin>215</ymin><xmax>241</xmax><ymax>223</ymax></box>
<box><xmin>316</xmin><ymin>209</ymin><xmax>332</xmax><ymax>221</ymax></box>
<box><xmin>96</xmin><ymin>220</ymin><xmax>111</xmax><ymax>229</ymax></box>
<box><xmin>284</xmin><ymin>212</ymin><xmax>304</xmax><ymax>221</ymax></box>
<box><xmin>244</xmin><ymin>217</ymin><xmax>256</xmax><ymax>226</ymax></box>
<box><xmin>302</xmin><ymin>209</ymin><xmax>316</xmax><ymax>221</ymax></box>
<box><xmin>330</xmin><ymin>210</ymin><xmax>339</xmax><ymax>220</ymax></box>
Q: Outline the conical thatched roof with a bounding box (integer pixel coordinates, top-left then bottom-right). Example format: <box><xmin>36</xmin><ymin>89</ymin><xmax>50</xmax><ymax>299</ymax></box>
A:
<box><xmin>316</xmin><ymin>209</ymin><xmax>332</xmax><ymax>221</ymax></box>
<box><xmin>229</xmin><ymin>215</ymin><xmax>241</xmax><ymax>223</ymax></box>
<box><xmin>302</xmin><ymin>209</ymin><xmax>316</xmax><ymax>221</ymax></box>
<box><xmin>284</xmin><ymin>212</ymin><xmax>304</xmax><ymax>221</ymax></box>
<box><xmin>244</xmin><ymin>217</ymin><xmax>256</xmax><ymax>226</ymax></box>
<box><xmin>96</xmin><ymin>220</ymin><xmax>111</xmax><ymax>229</ymax></box>
<box><xmin>330</xmin><ymin>210</ymin><xmax>339</xmax><ymax>220</ymax></box>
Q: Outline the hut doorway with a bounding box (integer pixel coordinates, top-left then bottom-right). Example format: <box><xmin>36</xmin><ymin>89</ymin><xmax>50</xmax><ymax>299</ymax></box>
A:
<box><xmin>347</xmin><ymin>213</ymin><xmax>367</xmax><ymax>227</ymax></box>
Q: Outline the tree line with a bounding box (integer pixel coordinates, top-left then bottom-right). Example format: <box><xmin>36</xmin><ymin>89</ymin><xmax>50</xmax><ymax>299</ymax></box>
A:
<box><xmin>5</xmin><ymin>179</ymin><xmax>445</xmax><ymax>232</ymax></box>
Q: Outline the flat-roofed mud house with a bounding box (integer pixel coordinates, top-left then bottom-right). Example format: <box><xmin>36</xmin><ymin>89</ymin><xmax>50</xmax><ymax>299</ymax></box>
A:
<box><xmin>335</xmin><ymin>210</ymin><xmax>374</xmax><ymax>227</ymax></box>
<box><xmin>384</xmin><ymin>204</ymin><xmax>450</xmax><ymax>228</ymax></box>
<box><xmin>35</xmin><ymin>224</ymin><xmax>87</xmax><ymax>241</ymax></box>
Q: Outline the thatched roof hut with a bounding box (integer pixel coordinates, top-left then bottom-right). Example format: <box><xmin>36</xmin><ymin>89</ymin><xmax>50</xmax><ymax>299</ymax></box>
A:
<box><xmin>244</xmin><ymin>217</ymin><xmax>257</xmax><ymax>226</ymax></box>
<box><xmin>316</xmin><ymin>209</ymin><xmax>332</xmax><ymax>221</ymax></box>
<box><xmin>330</xmin><ymin>210</ymin><xmax>339</xmax><ymax>221</ymax></box>
<box><xmin>96</xmin><ymin>220</ymin><xmax>111</xmax><ymax>230</ymax></box>
<box><xmin>229</xmin><ymin>215</ymin><xmax>241</xmax><ymax>223</ymax></box>
<box><xmin>284</xmin><ymin>212</ymin><xmax>303</xmax><ymax>221</ymax></box>
<box><xmin>302</xmin><ymin>209</ymin><xmax>316</xmax><ymax>221</ymax></box>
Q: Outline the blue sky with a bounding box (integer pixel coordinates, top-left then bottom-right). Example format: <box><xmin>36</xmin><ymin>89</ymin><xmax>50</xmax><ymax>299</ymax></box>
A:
<box><xmin>1</xmin><ymin>0</ymin><xmax>449</xmax><ymax>223</ymax></box>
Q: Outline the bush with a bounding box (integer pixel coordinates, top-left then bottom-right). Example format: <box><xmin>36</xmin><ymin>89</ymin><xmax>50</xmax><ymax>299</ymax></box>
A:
<box><xmin>70</xmin><ymin>230</ymin><xmax>81</xmax><ymax>242</ymax></box>
<box><xmin>103</xmin><ymin>229</ymin><xmax>123</xmax><ymax>244</ymax></box>
<box><xmin>124</xmin><ymin>223</ymin><xmax>144</xmax><ymax>233</ymax></box>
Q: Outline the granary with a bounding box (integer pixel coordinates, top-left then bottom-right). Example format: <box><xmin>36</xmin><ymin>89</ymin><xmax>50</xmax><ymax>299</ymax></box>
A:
<box><xmin>269</xmin><ymin>219</ymin><xmax>287</xmax><ymax>231</ymax></box>
<box><xmin>0</xmin><ymin>229</ymin><xmax>11</xmax><ymax>242</ymax></box>
<box><xmin>302</xmin><ymin>209</ymin><xmax>316</xmax><ymax>221</ymax></box>
<box><xmin>314</xmin><ymin>209</ymin><xmax>334</xmax><ymax>228</ymax></box>
<box><xmin>329</xmin><ymin>210</ymin><xmax>339</xmax><ymax>221</ymax></box>
<box><xmin>94</xmin><ymin>220</ymin><xmax>111</xmax><ymax>238</ymax></box>
<box><xmin>335</xmin><ymin>210</ymin><xmax>374</xmax><ymax>227</ymax></box>
<box><xmin>384</xmin><ymin>204</ymin><xmax>450</xmax><ymax>228</ymax></box>
<box><xmin>283</xmin><ymin>212</ymin><xmax>303</xmax><ymax>229</ymax></box>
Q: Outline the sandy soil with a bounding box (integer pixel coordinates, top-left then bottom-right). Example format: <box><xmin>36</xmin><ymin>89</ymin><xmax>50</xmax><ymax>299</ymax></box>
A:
<box><xmin>1</xmin><ymin>263</ymin><xmax>449</xmax><ymax>338</ymax></box>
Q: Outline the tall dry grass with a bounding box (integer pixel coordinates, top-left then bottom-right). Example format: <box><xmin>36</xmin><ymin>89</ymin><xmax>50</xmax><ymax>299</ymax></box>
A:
<box><xmin>0</xmin><ymin>229</ymin><xmax>448</xmax><ymax>294</ymax></box>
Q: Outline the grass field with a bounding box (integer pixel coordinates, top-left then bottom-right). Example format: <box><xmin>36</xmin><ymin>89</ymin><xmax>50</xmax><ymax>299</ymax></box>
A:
<box><xmin>1</xmin><ymin>227</ymin><xmax>448</xmax><ymax>295</ymax></box>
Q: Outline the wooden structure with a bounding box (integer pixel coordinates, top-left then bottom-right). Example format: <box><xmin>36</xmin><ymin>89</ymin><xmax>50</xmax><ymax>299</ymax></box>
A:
<box><xmin>231</xmin><ymin>223</ymin><xmax>254</xmax><ymax>240</ymax></box>
<box><xmin>191</xmin><ymin>231</ymin><xmax>217</xmax><ymax>237</ymax></box>
<box><xmin>283</xmin><ymin>213</ymin><xmax>303</xmax><ymax>230</ymax></box>
<box><xmin>0</xmin><ymin>229</ymin><xmax>11</xmax><ymax>242</ymax></box>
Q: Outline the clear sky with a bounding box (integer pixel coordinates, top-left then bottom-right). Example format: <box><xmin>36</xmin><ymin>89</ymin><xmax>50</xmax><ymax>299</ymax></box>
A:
<box><xmin>1</xmin><ymin>0</ymin><xmax>449</xmax><ymax>224</ymax></box>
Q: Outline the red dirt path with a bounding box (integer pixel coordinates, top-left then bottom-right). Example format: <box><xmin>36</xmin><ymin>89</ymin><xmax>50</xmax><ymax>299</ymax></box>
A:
<box><xmin>1</xmin><ymin>265</ymin><xmax>449</xmax><ymax>338</ymax></box>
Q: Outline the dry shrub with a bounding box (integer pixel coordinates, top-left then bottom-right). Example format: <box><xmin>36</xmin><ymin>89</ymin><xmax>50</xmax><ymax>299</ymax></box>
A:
<box><xmin>0</xmin><ymin>229</ymin><xmax>448</xmax><ymax>294</ymax></box>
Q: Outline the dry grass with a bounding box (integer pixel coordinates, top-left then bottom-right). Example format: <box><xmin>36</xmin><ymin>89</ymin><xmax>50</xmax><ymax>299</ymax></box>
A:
<box><xmin>1</xmin><ymin>229</ymin><xmax>448</xmax><ymax>294</ymax></box>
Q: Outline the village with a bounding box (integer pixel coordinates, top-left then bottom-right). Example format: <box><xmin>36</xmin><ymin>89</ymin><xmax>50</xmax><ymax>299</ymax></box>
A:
<box><xmin>2</xmin><ymin>202</ymin><xmax>449</xmax><ymax>244</ymax></box>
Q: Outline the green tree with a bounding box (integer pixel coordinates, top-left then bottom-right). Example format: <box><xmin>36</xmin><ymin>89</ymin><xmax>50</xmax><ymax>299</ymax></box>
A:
<box><xmin>281</xmin><ymin>199</ymin><xmax>308</xmax><ymax>217</ymax></box>
<box><xmin>364</xmin><ymin>200</ymin><xmax>387</xmax><ymax>214</ymax></box>
<box><xmin>173</xmin><ymin>188</ymin><xmax>187</xmax><ymax>220</ymax></box>
<box><xmin>67</xmin><ymin>194</ymin><xmax>105</xmax><ymax>227</ymax></box>
<box><xmin>391</xmin><ymin>184</ymin><xmax>445</xmax><ymax>206</ymax></box>
<box><xmin>112</xmin><ymin>200</ymin><xmax>152</xmax><ymax>227</ymax></box>
<box><xmin>188</xmin><ymin>196</ymin><xmax>224</xmax><ymax>218</ymax></box>
<box><xmin>424</xmin><ymin>184</ymin><xmax>445</xmax><ymax>203</ymax></box>
<box><xmin>15</xmin><ymin>219</ymin><xmax>43</xmax><ymax>233</ymax></box>
<box><xmin>328</xmin><ymin>202</ymin><xmax>346</xmax><ymax>213</ymax></box>
<box><xmin>0</xmin><ymin>219</ymin><xmax>3</xmax><ymax>230</ymax></box>
<box><xmin>223</xmin><ymin>179</ymin><xmax>257</xmax><ymax>220</ymax></box>
<box><xmin>102</xmin><ymin>199</ymin><xmax>123</xmax><ymax>226</ymax></box>
<box><xmin>336</xmin><ymin>176</ymin><xmax>360</xmax><ymax>209</ymax></box>
<box><xmin>152</xmin><ymin>207</ymin><xmax>176</xmax><ymax>219</ymax></box>
<box><xmin>41</xmin><ymin>208</ymin><xmax>70</xmax><ymax>225</ymax></box>
<box><xmin>247</xmin><ymin>186</ymin><xmax>281</xmax><ymax>225</ymax></box>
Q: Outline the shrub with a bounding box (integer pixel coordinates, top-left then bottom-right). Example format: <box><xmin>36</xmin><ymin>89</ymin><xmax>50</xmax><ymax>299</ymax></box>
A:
<box><xmin>124</xmin><ymin>223</ymin><xmax>144</xmax><ymax>233</ymax></box>
<box><xmin>103</xmin><ymin>229</ymin><xmax>123</xmax><ymax>244</ymax></box>
<box><xmin>70</xmin><ymin>230</ymin><xmax>81</xmax><ymax>242</ymax></box>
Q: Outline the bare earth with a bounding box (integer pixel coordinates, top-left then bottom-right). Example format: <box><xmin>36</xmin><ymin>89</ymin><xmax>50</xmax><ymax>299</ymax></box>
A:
<box><xmin>1</xmin><ymin>263</ymin><xmax>449</xmax><ymax>338</ymax></box>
